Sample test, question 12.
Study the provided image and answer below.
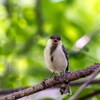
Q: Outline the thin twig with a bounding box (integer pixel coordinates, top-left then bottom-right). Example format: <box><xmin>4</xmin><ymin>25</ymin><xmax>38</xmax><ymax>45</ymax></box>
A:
<box><xmin>70</xmin><ymin>79</ymin><xmax>100</xmax><ymax>86</ymax></box>
<box><xmin>69</xmin><ymin>66</ymin><xmax>100</xmax><ymax>100</ymax></box>
<box><xmin>78</xmin><ymin>89</ymin><xmax>100</xmax><ymax>100</ymax></box>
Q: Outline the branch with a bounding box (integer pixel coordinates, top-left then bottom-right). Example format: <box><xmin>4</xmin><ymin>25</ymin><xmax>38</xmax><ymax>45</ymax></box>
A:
<box><xmin>69</xmin><ymin>65</ymin><xmax>100</xmax><ymax>100</ymax></box>
<box><xmin>1</xmin><ymin>63</ymin><xmax>100</xmax><ymax>100</ymax></box>
<box><xmin>35</xmin><ymin>0</ymin><xmax>44</xmax><ymax>35</ymax></box>
<box><xmin>0</xmin><ymin>87</ymin><xmax>28</xmax><ymax>95</ymax></box>
<box><xmin>0</xmin><ymin>80</ymin><xmax>100</xmax><ymax>95</ymax></box>
<box><xmin>70</xmin><ymin>79</ymin><xmax>100</xmax><ymax>86</ymax></box>
<box><xmin>18</xmin><ymin>0</ymin><xmax>44</xmax><ymax>55</ymax></box>
<box><xmin>4</xmin><ymin>0</ymin><xmax>12</xmax><ymax>17</ymax></box>
<box><xmin>78</xmin><ymin>89</ymin><xmax>100</xmax><ymax>100</ymax></box>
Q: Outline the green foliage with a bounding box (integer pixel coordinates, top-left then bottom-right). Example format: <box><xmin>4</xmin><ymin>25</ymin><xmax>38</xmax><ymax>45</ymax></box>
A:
<box><xmin>40</xmin><ymin>98</ymin><xmax>54</xmax><ymax>100</ymax></box>
<box><xmin>0</xmin><ymin>0</ymin><xmax>100</xmax><ymax>99</ymax></box>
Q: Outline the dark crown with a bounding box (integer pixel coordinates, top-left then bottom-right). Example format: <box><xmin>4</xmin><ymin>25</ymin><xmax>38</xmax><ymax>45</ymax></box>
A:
<box><xmin>50</xmin><ymin>34</ymin><xmax>61</xmax><ymax>40</ymax></box>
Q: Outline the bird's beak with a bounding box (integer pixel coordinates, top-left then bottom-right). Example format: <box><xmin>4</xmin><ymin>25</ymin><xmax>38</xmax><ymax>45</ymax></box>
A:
<box><xmin>53</xmin><ymin>39</ymin><xmax>58</xmax><ymax>43</ymax></box>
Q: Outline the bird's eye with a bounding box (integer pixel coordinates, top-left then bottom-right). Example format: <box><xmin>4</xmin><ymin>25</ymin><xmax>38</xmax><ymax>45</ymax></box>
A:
<box><xmin>50</xmin><ymin>36</ymin><xmax>52</xmax><ymax>39</ymax></box>
<box><xmin>50</xmin><ymin>36</ymin><xmax>54</xmax><ymax>39</ymax></box>
<box><xmin>57</xmin><ymin>37</ymin><xmax>60</xmax><ymax>40</ymax></box>
<box><xmin>52</xmin><ymin>37</ymin><xmax>54</xmax><ymax>39</ymax></box>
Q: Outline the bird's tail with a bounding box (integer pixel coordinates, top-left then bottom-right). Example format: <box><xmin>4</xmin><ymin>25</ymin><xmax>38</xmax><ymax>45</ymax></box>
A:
<box><xmin>60</xmin><ymin>83</ymin><xmax>72</xmax><ymax>95</ymax></box>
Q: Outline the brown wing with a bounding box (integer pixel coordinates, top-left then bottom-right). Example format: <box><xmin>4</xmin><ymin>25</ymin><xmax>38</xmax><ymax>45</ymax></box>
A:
<box><xmin>62</xmin><ymin>45</ymin><xmax>69</xmax><ymax>71</ymax></box>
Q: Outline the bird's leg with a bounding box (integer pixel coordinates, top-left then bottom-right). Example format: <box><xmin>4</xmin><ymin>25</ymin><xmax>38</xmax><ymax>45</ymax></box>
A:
<box><xmin>62</xmin><ymin>70</ymin><xmax>71</xmax><ymax>77</ymax></box>
<box><xmin>43</xmin><ymin>72</ymin><xmax>54</xmax><ymax>81</ymax></box>
<box><xmin>62</xmin><ymin>71</ymin><xmax>67</xmax><ymax>77</ymax></box>
<box><xmin>49</xmin><ymin>72</ymin><xmax>54</xmax><ymax>78</ymax></box>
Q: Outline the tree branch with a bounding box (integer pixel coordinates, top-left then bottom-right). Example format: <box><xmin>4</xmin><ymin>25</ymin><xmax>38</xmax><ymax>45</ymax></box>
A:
<box><xmin>0</xmin><ymin>87</ymin><xmax>28</xmax><ymax>95</ymax></box>
<box><xmin>69</xmin><ymin>65</ymin><xmax>100</xmax><ymax>100</ymax></box>
<box><xmin>18</xmin><ymin>0</ymin><xmax>44</xmax><ymax>55</ymax></box>
<box><xmin>0</xmin><ymin>80</ymin><xmax>100</xmax><ymax>95</ymax></box>
<box><xmin>78</xmin><ymin>89</ymin><xmax>100</xmax><ymax>100</ymax></box>
<box><xmin>70</xmin><ymin>79</ymin><xmax>100</xmax><ymax>86</ymax></box>
<box><xmin>1</xmin><ymin>63</ymin><xmax>100</xmax><ymax>100</ymax></box>
<box><xmin>4</xmin><ymin>0</ymin><xmax>12</xmax><ymax>17</ymax></box>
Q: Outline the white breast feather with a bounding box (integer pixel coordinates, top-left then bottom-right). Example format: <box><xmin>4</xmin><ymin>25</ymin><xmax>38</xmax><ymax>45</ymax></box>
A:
<box><xmin>44</xmin><ymin>39</ymin><xmax>68</xmax><ymax>74</ymax></box>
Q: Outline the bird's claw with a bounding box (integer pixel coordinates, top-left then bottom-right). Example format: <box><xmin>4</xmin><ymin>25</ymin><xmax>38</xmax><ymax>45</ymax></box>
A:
<box><xmin>62</xmin><ymin>72</ymin><xmax>67</xmax><ymax>77</ymax></box>
<box><xmin>43</xmin><ymin>78</ymin><xmax>48</xmax><ymax>81</ymax></box>
<box><xmin>66</xmin><ymin>71</ymin><xmax>71</xmax><ymax>74</ymax></box>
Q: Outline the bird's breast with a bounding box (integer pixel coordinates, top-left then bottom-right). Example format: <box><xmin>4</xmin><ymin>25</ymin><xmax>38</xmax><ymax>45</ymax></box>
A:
<box><xmin>52</xmin><ymin>48</ymin><xmax>67</xmax><ymax>73</ymax></box>
<box><xmin>44</xmin><ymin>45</ymin><xmax>68</xmax><ymax>74</ymax></box>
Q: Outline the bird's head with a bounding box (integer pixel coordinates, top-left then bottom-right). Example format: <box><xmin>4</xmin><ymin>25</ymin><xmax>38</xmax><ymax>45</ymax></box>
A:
<box><xmin>50</xmin><ymin>34</ymin><xmax>61</xmax><ymax>45</ymax></box>
<box><xmin>46</xmin><ymin>34</ymin><xmax>61</xmax><ymax>48</ymax></box>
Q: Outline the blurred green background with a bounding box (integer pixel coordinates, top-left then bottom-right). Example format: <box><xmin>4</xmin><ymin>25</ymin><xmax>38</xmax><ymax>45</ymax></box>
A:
<box><xmin>0</xmin><ymin>0</ymin><xmax>100</xmax><ymax>100</ymax></box>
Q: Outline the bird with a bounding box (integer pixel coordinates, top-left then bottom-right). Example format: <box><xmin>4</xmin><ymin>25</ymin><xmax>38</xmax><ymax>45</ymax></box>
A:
<box><xmin>44</xmin><ymin>34</ymin><xmax>71</xmax><ymax>95</ymax></box>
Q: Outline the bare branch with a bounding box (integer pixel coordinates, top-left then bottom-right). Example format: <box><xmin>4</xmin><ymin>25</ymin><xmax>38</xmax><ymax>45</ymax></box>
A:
<box><xmin>18</xmin><ymin>0</ymin><xmax>44</xmax><ymax>55</ymax></box>
<box><xmin>78</xmin><ymin>89</ymin><xmax>100</xmax><ymax>100</ymax></box>
<box><xmin>70</xmin><ymin>79</ymin><xmax>100</xmax><ymax>86</ymax></box>
<box><xmin>1</xmin><ymin>63</ymin><xmax>100</xmax><ymax>100</ymax></box>
<box><xmin>4</xmin><ymin>0</ymin><xmax>11</xmax><ymax>17</ymax></box>
<box><xmin>0</xmin><ymin>87</ymin><xmax>28</xmax><ymax>95</ymax></box>
<box><xmin>0</xmin><ymin>80</ymin><xmax>100</xmax><ymax>95</ymax></box>
<box><xmin>69</xmin><ymin>65</ymin><xmax>100</xmax><ymax>100</ymax></box>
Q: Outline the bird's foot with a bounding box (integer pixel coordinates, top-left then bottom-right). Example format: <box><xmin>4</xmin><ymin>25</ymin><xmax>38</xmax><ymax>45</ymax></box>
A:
<box><xmin>43</xmin><ymin>78</ymin><xmax>49</xmax><ymax>81</ymax></box>
<box><xmin>62</xmin><ymin>72</ymin><xmax>67</xmax><ymax>77</ymax></box>
<box><xmin>66</xmin><ymin>71</ymin><xmax>71</xmax><ymax>74</ymax></box>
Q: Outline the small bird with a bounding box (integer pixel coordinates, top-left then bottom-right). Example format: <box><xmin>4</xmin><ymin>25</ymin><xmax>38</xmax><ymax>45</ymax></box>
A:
<box><xmin>44</xmin><ymin>34</ymin><xmax>71</xmax><ymax>95</ymax></box>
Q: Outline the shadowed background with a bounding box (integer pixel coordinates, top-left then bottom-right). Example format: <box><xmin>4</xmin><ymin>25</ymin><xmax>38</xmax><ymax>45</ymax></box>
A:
<box><xmin>0</xmin><ymin>0</ymin><xmax>100</xmax><ymax>100</ymax></box>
